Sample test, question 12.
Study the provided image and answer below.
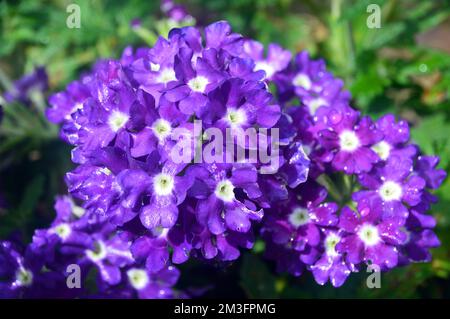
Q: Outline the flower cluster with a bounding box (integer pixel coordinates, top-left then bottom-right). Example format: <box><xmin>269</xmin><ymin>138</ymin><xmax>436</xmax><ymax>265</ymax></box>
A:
<box><xmin>261</xmin><ymin>51</ymin><xmax>446</xmax><ymax>287</ymax></box>
<box><xmin>0</xmin><ymin>196</ymin><xmax>183</xmax><ymax>298</ymax></box>
<box><xmin>21</xmin><ymin>20</ymin><xmax>308</xmax><ymax>297</ymax></box>
<box><xmin>1</xmin><ymin>17</ymin><xmax>445</xmax><ymax>298</ymax></box>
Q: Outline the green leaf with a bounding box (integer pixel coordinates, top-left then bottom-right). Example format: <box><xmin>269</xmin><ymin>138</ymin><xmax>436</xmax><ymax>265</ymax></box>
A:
<box><xmin>17</xmin><ymin>174</ymin><xmax>45</xmax><ymax>220</ymax></box>
<box><xmin>350</xmin><ymin>60</ymin><xmax>390</xmax><ymax>109</ymax></box>
<box><xmin>363</xmin><ymin>22</ymin><xmax>406</xmax><ymax>50</ymax></box>
<box><xmin>0</xmin><ymin>174</ymin><xmax>45</xmax><ymax>238</ymax></box>
<box><xmin>240</xmin><ymin>253</ymin><xmax>277</xmax><ymax>298</ymax></box>
<box><xmin>411</xmin><ymin>113</ymin><xmax>450</xmax><ymax>168</ymax></box>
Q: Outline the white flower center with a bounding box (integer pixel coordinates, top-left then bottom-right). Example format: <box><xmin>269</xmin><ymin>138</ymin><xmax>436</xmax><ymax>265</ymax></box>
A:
<box><xmin>151</xmin><ymin>226</ymin><xmax>169</xmax><ymax>238</ymax></box>
<box><xmin>325</xmin><ymin>233</ymin><xmax>341</xmax><ymax>257</ymax></box>
<box><xmin>99</xmin><ymin>167</ymin><xmax>112</xmax><ymax>175</ymax></box>
<box><xmin>53</xmin><ymin>223</ymin><xmax>72</xmax><ymax>240</ymax></box>
<box><xmin>191</xmin><ymin>52</ymin><xmax>202</xmax><ymax>63</ymax></box>
<box><xmin>153</xmin><ymin>173</ymin><xmax>175</xmax><ymax>196</ymax></box>
<box><xmin>86</xmin><ymin>241</ymin><xmax>107</xmax><ymax>262</ymax></box>
<box><xmin>371</xmin><ymin>141</ymin><xmax>391</xmax><ymax>161</ymax></box>
<box><xmin>150</xmin><ymin>62</ymin><xmax>160</xmax><ymax>72</ymax></box>
<box><xmin>254</xmin><ymin>61</ymin><xmax>275</xmax><ymax>79</ymax></box>
<box><xmin>127</xmin><ymin>268</ymin><xmax>149</xmax><ymax>290</ymax></box>
<box><xmin>300</xmin><ymin>144</ymin><xmax>312</xmax><ymax>156</ymax></box>
<box><xmin>69</xmin><ymin>198</ymin><xmax>85</xmax><ymax>218</ymax></box>
<box><xmin>358</xmin><ymin>224</ymin><xmax>380</xmax><ymax>246</ymax></box>
<box><xmin>292</xmin><ymin>73</ymin><xmax>312</xmax><ymax>90</ymax></box>
<box><xmin>215</xmin><ymin>180</ymin><xmax>235</xmax><ymax>202</ymax></box>
<box><xmin>72</xmin><ymin>205</ymin><xmax>85</xmax><ymax>218</ymax></box>
<box><xmin>379</xmin><ymin>181</ymin><xmax>403</xmax><ymax>202</ymax></box>
<box><xmin>15</xmin><ymin>267</ymin><xmax>33</xmax><ymax>287</ymax></box>
<box><xmin>225</xmin><ymin>109</ymin><xmax>247</xmax><ymax>127</ymax></box>
<box><xmin>152</xmin><ymin>119</ymin><xmax>172</xmax><ymax>141</ymax></box>
<box><xmin>339</xmin><ymin>130</ymin><xmax>360</xmax><ymax>152</ymax></box>
<box><xmin>306</xmin><ymin>98</ymin><xmax>327</xmax><ymax>115</ymax></box>
<box><xmin>108</xmin><ymin>110</ymin><xmax>129</xmax><ymax>132</ymax></box>
<box><xmin>288</xmin><ymin>207</ymin><xmax>310</xmax><ymax>228</ymax></box>
<box><xmin>157</xmin><ymin>68</ymin><xmax>177</xmax><ymax>84</ymax></box>
<box><xmin>187</xmin><ymin>76</ymin><xmax>209</xmax><ymax>93</ymax></box>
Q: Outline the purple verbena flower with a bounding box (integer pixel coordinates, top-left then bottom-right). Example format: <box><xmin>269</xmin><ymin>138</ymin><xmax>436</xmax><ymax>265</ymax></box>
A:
<box><xmin>318</xmin><ymin>106</ymin><xmax>382</xmax><ymax>174</ymax></box>
<box><xmin>337</xmin><ymin>206</ymin><xmax>406</xmax><ymax>270</ymax></box>
<box><xmin>242</xmin><ymin>40</ymin><xmax>291</xmax><ymax>80</ymax></box>
<box><xmin>353</xmin><ymin>155</ymin><xmax>426</xmax><ymax>220</ymax></box>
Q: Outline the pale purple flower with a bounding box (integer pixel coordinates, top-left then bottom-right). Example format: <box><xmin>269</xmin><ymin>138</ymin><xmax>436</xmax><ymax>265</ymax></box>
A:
<box><xmin>242</xmin><ymin>40</ymin><xmax>291</xmax><ymax>80</ymax></box>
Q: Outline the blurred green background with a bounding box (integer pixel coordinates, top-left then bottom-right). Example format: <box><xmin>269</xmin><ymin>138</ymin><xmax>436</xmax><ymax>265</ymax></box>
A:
<box><xmin>1</xmin><ymin>0</ymin><xmax>450</xmax><ymax>298</ymax></box>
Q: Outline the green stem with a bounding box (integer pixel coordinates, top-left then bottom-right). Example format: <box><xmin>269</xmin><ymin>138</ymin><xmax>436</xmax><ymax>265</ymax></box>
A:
<box><xmin>317</xmin><ymin>174</ymin><xmax>343</xmax><ymax>203</ymax></box>
<box><xmin>345</xmin><ymin>21</ymin><xmax>357</xmax><ymax>79</ymax></box>
<box><xmin>132</xmin><ymin>26</ymin><xmax>158</xmax><ymax>47</ymax></box>
<box><xmin>0</xmin><ymin>67</ymin><xmax>13</xmax><ymax>92</ymax></box>
<box><xmin>328</xmin><ymin>0</ymin><xmax>357</xmax><ymax>83</ymax></box>
<box><xmin>331</xmin><ymin>0</ymin><xmax>342</xmax><ymax>19</ymax></box>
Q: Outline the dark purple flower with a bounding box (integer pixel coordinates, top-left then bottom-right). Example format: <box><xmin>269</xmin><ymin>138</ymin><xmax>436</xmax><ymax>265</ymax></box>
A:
<box><xmin>187</xmin><ymin>163</ymin><xmax>263</xmax><ymax>235</ymax></box>
<box><xmin>131</xmin><ymin>231</ymin><xmax>170</xmax><ymax>273</ymax></box>
<box><xmin>65</xmin><ymin>163</ymin><xmax>118</xmax><ymax>215</ymax></box>
<box><xmin>370</xmin><ymin>114</ymin><xmax>417</xmax><ymax>162</ymax></box>
<box><xmin>337</xmin><ymin>206</ymin><xmax>406</xmax><ymax>269</ymax></box>
<box><xmin>84</xmin><ymin>232</ymin><xmax>134</xmax><ymax>285</ymax></box>
<box><xmin>126</xmin><ymin>265</ymin><xmax>181</xmax><ymax>298</ymax></box>
<box><xmin>275</xmin><ymin>51</ymin><xmax>351</xmax><ymax>109</ymax></box>
<box><xmin>415</xmin><ymin>155</ymin><xmax>446</xmax><ymax>190</ymax></box>
<box><xmin>353</xmin><ymin>155</ymin><xmax>426</xmax><ymax>220</ymax></box>
<box><xmin>397</xmin><ymin>204</ymin><xmax>440</xmax><ymax>265</ymax></box>
<box><xmin>0</xmin><ymin>240</ymin><xmax>70</xmax><ymax>298</ymax></box>
<box><xmin>261</xmin><ymin>182</ymin><xmax>338</xmax><ymax>274</ymax></box>
<box><xmin>165</xmin><ymin>50</ymin><xmax>224</xmax><ymax>116</ymax></box>
<box><xmin>46</xmin><ymin>79</ymin><xmax>91</xmax><ymax>124</ymax></box>
<box><xmin>137</xmin><ymin>158</ymin><xmax>192</xmax><ymax>230</ymax></box>
<box><xmin>0</xmin><ymin>241</ymin><xmax>37</xmax><ymax>298</ymax></box>
<box><xmin>202</xmin><ymin>78</ymin><xmax>280</xmax><ymax>129</ymax></box>
<box><xmin>399</xmin><ymin>226</ymin><xmax>440</xmax><ymax>265</ymax></box>
<box><xmin>318</xmin><ymin>106</ymin><xmax>382</xmax><ymax>174</ymax></box>
<box><xmin>310</xmin><ymin>230</ymin><xmax>352</xmax><ymax>287</ymax></box>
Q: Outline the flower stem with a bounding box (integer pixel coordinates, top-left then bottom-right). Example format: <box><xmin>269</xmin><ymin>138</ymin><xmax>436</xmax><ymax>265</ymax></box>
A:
<box><xmin>317</xmin><ymin>174</ymin><xmax>343</xmax><ymax>203</ymax></box>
